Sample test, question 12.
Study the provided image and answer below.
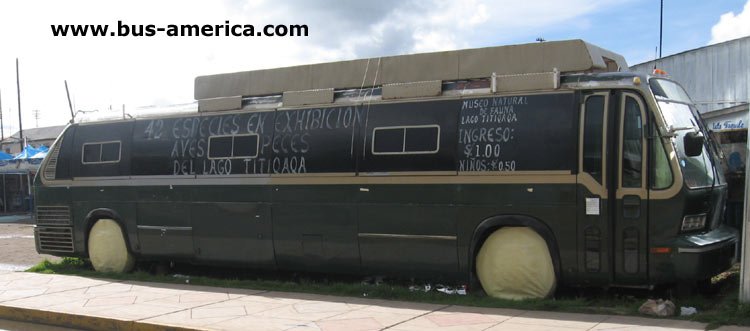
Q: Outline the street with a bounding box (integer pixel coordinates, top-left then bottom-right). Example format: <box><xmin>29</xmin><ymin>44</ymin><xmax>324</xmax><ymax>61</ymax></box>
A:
<box><xmin>0</xmin><ymin>216</ymin><xmax>60</xmax><ymax>272</ymax></box>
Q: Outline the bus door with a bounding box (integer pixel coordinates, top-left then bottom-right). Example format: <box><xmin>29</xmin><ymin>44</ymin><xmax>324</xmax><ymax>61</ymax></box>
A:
<box><xmin>579</xmin><ymin>90</ymin><xmax>649</xmax><ymax>285</ymax></box>
<box><xmin>612</xmin><ymin>91</ymin><xmax>649</xmax><ymax>284</ymax></box>
<box><xmin>578</xmin><ymin>91</ymin><xmax>612</xmax><ymax>284</ymax></box>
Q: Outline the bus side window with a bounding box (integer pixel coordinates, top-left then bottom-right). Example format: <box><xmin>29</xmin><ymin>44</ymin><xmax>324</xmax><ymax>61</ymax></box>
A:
<box><xmin>583</xmin><ymin>96</ymin><xmax>604</xmax><ymax>184</ymax></box>
<box><xmin>82</xmin><ymin>141</ymin><xmax>121</xmax><ymax>164</ymax></box>
<box><xmin>372</xmin><ymin>126</ymin><xmax>440</xmax><ymax>155</ymax></box>
<box><xmin>622</xmin><ymin>97</ymin><xmax>643</xmax><ymax>188</ymax></box>
<box><xmin>207</xmin><ymin>134</ymin><xmax>259</xmax><ymax>159</ymax></box>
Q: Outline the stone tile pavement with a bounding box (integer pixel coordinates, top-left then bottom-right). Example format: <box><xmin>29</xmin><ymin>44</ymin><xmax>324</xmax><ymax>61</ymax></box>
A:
<box><xmin>0</xmin><ymin>271</ymin><xmax>747</xmax><ymax>331</ymax></box>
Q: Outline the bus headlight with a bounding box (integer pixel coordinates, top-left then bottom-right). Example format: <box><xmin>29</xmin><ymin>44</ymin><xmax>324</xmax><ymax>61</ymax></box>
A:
<box><xmin>681</xmin><ymin>214</ymin><xmax>707</xmax><ymax>232</ymax></box>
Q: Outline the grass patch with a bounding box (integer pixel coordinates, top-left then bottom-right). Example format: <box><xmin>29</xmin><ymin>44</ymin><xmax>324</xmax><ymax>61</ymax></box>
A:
<box><xmin>27</xmin><ymin>258</ymin><xmax>748</xmax><ymax>327</ymax></box>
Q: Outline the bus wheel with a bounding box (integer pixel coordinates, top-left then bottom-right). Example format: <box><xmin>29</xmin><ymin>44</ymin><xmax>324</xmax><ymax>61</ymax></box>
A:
<box><xmin>87</xmin><ymin>219</ymin><xmax>135</xmax><ymax>273</ymax></box>
<box><xmin>475</xmin><ymin>227</ymin><xmax>556</xmax><ymax>300</ymax></box>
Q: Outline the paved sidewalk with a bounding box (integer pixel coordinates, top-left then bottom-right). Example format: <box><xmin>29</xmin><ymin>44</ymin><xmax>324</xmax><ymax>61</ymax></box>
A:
<box><xmin>0</xmin><ymin>271</ymin><xmax>747</xmax><ymax>331</ymax></box>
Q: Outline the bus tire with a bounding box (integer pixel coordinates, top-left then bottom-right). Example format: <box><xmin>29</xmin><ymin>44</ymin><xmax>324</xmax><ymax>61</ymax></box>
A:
<box><xmin>475</xmin><ymin>227</ymin><xmax>556</xmax><ymax>300</ymax></box>
<box><xmin>87</xmin><ymin>219</ymin><xmax>135</xmax><ymax>273</ymax></box>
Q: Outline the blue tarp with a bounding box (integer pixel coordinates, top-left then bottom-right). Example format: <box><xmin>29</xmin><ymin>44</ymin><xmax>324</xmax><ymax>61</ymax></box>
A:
<box><xmin>13</xmin><ymin>146</ymin><xmax>44</xmax><ymax>160</ymax></box>
<box><xmin>0</xmin><ymin>152</ymin><xmax>12</xmax><ymax>160</ymax></box>
<box><xmin>30</xmin><ymin>151</ymin><xmax>48</xmax><ymax>159</ymax></box>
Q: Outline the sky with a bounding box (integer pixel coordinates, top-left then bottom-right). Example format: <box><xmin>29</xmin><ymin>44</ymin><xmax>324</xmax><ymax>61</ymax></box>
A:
<box><xmin>0</xmin><ymin>0</ymin><xmax>749</xmax><ymax>136</ymax></box>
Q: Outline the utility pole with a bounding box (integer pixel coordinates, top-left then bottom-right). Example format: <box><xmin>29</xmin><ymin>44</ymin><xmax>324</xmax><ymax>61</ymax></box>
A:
<box><xmin>742</xmin><ymin>61</ymin><xmax>750</xmax><ymax>304</ymax></box>
<box><xmin>659</xmin><ymin>0</ymin><xmax>663</xmax><ymax>58</ymax></box>
<box><xmin>15</xmin><ymin>58</ymin><xmax>24</xmax><ymax>152</ymax></box>
<box><xmin>32</xmin><ymin>109</ymin><xmax>40</xmax><ymax>128</ymax></box>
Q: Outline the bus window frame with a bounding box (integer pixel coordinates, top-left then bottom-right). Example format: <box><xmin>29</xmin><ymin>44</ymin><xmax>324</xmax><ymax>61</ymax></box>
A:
<box><xmin>617</xmin><ymin>92</ymin><xmax>648</xmax><ymax>199</ymax></box>
<box><xmin>371</xmin><ymin>124</ymin><xmax>441</xmax><ymax>155</ymax></box>
<box><xmin>207</xmin><ymin>133</ymin><xmax>260</xmax><ymax>160</ymax></box>
<box><xmin>578</xmin><ymin>92</ymin><xmax>609</xmax><ymax>197</ymax></box>
<box><xmin>80</xmin><ymin>140</ymin><xmax>122</xmax><ymax>165</ymax></box>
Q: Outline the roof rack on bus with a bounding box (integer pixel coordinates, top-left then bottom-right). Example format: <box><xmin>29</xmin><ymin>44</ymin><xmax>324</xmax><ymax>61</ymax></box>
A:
<box><xmin>194</xmin><ymin>39</ymin><xmax>627</xmax><ymax>112</ymax></box>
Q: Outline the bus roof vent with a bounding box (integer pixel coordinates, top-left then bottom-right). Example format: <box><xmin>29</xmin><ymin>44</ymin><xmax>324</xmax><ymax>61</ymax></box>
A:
<box><xmin>382</xmin><ymin>80</ymin><xmax>442</xmax><ymax>100</ymax></box>
<box><xmin>43</xmin><ymin>135</ymin><xmax>64</xmax><ymax>181</ymax></box>
<box><xmin>493</xmin><ymin>69</ymin><xmax>560</xmax><ymax>93</ymax></box>
<box><xmin>198</xmin><ymin>96</ymin><xmax>242</xmax><ymax>112</ymax></box>
<box><xmin>282</xmin><ymin>88</ymin><xmax>334</xmax><ymax>107</ymax></box>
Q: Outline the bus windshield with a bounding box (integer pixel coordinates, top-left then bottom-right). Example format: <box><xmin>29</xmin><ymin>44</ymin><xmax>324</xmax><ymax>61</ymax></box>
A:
<box><xmin>651</xmin><ymin>78</ymin><xmax>716</xmax><ymax>188</ymax></box>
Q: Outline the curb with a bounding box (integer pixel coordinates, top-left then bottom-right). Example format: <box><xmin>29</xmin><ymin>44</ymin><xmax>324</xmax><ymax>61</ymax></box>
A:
<box><xmin>0</xmin><ymin>305</ymin><xmax>197</xmax><ymax>331</ymax></box>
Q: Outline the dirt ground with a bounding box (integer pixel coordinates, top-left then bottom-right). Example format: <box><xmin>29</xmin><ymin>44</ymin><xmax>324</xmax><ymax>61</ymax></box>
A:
<box><xmin>0</xmin><ymin>222</ymin><xmax>61</xmax><ymax>271</ymax></box>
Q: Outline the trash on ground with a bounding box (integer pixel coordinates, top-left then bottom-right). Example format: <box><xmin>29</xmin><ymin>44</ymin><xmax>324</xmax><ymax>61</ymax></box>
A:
<box><xmin>436</xmin><ymin>284</ymin><xmax>456</xmax><ymax>295</ymax></box>
<box><xmin>171</xmin><ymin>274</ymin><xmax>191</xmax><ymax>284</ymax></box>
<box><xmin>638</xmin><ymin>299</ymin><xmax>675</xmax><ymax>317</ymax></box>
<box><xmin>361</xmin><ymin>276</ymin><xmax>385</xmax><ymax>286</ymax></box>
<box><xmin>408</xmin><ymin>284</ymin><xmax>432</xmax><ymax>292</ymax></box>
<box><xmin>680</xmin><ymin>306</ymin><xmax>698</xmax><ymax>316</ymax></box>
<box><xmin>456</xmin><ymin>285</ymin><xmax>468</xmax><ymax>295</ymax></box>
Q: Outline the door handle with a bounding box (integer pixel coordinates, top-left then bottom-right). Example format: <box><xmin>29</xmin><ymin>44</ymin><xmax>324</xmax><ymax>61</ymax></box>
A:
<box><xmin>623</xmin><ymin>195</ymin><xmax>641</xmax><ymax>219</ymax></box>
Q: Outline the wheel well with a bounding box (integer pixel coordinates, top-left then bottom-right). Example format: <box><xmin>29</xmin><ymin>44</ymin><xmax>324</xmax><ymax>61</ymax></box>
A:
<box><xmin>83</xmin><ymin>209</ymin><xmax>132</xmax><ymax>257</ymax></box>
<box><xmin>469</xmin><ymin>214</ymin><xmax>562</xmax><ymax>287</ymax></box>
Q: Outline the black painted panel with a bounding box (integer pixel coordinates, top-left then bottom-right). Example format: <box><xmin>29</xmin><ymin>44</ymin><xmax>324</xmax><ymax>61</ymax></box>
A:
<box><xmin>361</xmin><ymin>100</ymin><xmax>460</xmax><ymax>172</ymax></box>
<box><xmin>457</xmin><ymin>93</ymin><xmax>577</xmax><ymax>172</ymax></box>
<box><xmin>132</xmin><ymin>111</ymin><xmax>276</xmax><ymax>176</ymax></box>
<box><xmin>55</xmin><ymin>126</ymin><xmax>76</xmax><ymax>180</ymax></box>
<box><xmin>271</xmin><ymin>106</ymin><xmax>364</xmax><ymax>174</ymax></box>
<box><xmin>71</xmin><ymin>122</ymin><xmax>133</xmax><ymax>177</ymax></box>
<box><xmin>132</xmin><ymin>117</ymin><xmax>190</xmax><ymax>176</ymax></box>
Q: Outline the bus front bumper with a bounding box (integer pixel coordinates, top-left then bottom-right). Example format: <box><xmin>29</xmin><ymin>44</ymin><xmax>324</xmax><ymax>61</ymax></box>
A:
<box><xmin>651</xmin><ymin>225</ymin><xmax>738</xmax><ymax>283</ymax></box>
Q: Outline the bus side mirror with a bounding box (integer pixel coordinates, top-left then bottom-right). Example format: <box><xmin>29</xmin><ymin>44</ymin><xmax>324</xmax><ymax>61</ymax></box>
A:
<box><xmin>683</xmin><ymin>131</ymin><xmax>704</xmax><ymax>157</ymax></box>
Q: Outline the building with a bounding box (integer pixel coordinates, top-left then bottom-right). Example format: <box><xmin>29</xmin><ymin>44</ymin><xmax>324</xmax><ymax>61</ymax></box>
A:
<box><xmin>0</xmin><ymin>125</ymin><xmax>65</xmax><ymax>154</ymax></box>
<box><xmin>0</xmin><ymin>125</ymin><xmax>63</xmax><ymax>213</ymax></box>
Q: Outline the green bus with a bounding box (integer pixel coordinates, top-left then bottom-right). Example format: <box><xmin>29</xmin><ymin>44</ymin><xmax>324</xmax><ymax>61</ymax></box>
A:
<box><xmin>34</xmin><ymin>40</ymin><xmax>737</xmax><ymax>299</ymax></box>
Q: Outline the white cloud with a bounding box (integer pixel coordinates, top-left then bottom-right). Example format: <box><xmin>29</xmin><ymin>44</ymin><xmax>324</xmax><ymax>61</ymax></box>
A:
<box><xmin>0</xmin><ymin>0</ymin><xmax>626</xmax><ymax>134</ymax></box>
<box><xmin>710</xmin><ymin>0</ymin><xmax>750</xmax><ymax>44</ymax></box>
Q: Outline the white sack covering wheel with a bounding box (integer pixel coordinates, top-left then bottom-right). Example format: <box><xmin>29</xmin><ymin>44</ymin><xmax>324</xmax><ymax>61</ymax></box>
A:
<box><xmin>88</xmin><ymin>219</ymin><xmax>135</xmax><ymax>273</ymax></box>
<box><xmin>476</xmin><ymin>227</ymin><xmax>556</xmax><ymax>300</ymax></box>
